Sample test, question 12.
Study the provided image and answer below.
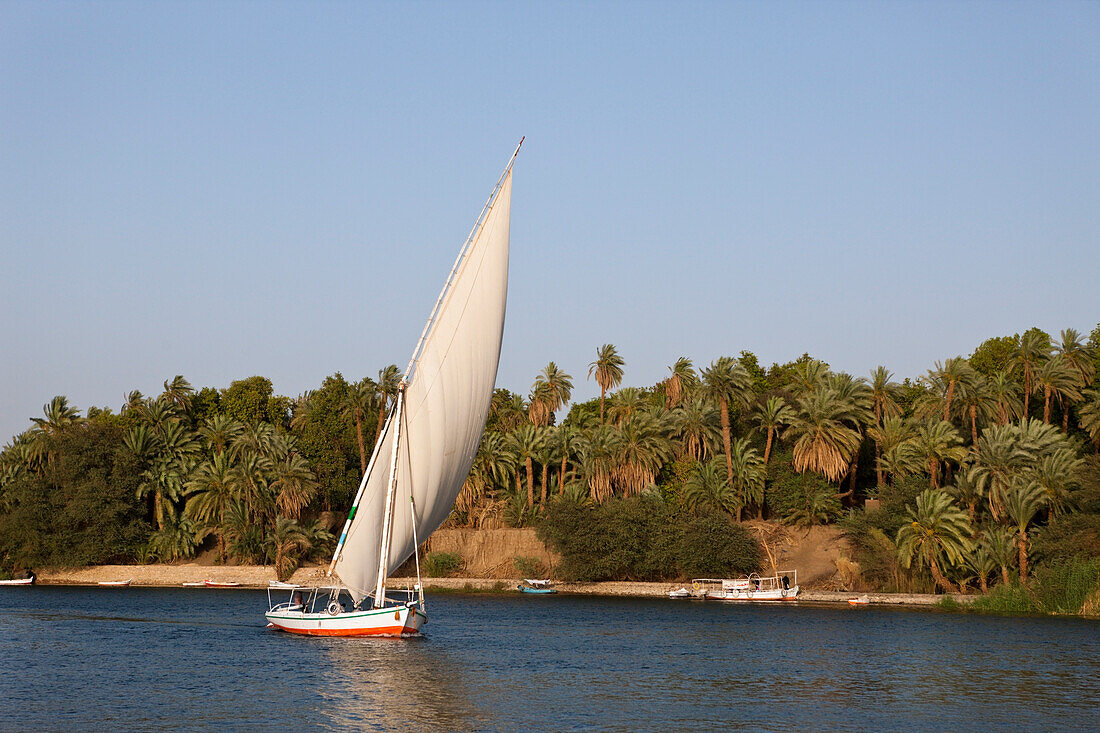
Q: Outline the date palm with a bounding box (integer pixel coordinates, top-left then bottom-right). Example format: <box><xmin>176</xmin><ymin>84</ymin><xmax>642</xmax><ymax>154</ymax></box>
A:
<box><xmin>265</xmin><ymin>517</ymin><xmax>312</xmax><ymax>581</ymax></box>
<box><xmin>727</xmin><ymin>438</ymin><xmax>765</xmax><ymax>521</ymax></box>
<box><xmin>1034</xmin><ymin>355</ymin><xmax>1083</xmax><ymax>425</ymax></box>
<box><xmin>200</xmin><ymin>414</ymin><xmax>243</xmax><ymax>455</ymax></box>
<box><xmin>1032</xmin><ymin>448</ymin><xmax>1083</xmax><ymax>517</ymax></box>
<box><xmin>1003</xmin><ymin>478</ymin><xmax>1046</xmax><ymax>582</ymax></box>
<box><xmin>270</xmin><ymin>453</ymin><xmax>318</xmax><ymax>520</ymax></box>
<box><xmin>896</xmin><ymin>489</ymin><xmax>973</xmax><ymax>593</ymax></box>
<box><xmin>683</xmin><ymin>457</ymin><xmax>737</xmax><ymax>516</ymax></box>
<box><xmin>608</xmin><ymin>387</ymin><xmax>648</xmax><ymax>426</ymax></box>
<box><xmin>670</xmin><ymin>398</ymin><xmax>721</xmax><ymax>460</ymax></box>
<box><xmin>588</xmin><ymin>344</ymin><xmax>625</xmax><ymax>425</ymax></box>
<box><xmin>343</xmin><ymin>379</ymin><xmax>376</xmax><ymax>473</ymax></box>
<box><xmin>664</xmin><ymin>357</ymin><xmax>698</xmax><ymax>409</ymax></box>
<box><xmin>506</xmin><ymin>424</ymin><xmax>544</xmax><ymax>508</ymax></box>
<box><xmin>161</xmin><ymin>375</ymin><xmax>194</xmax><ymax>413</ymax></box>
<box><xmin>754</xmin><ymin>396</ymin><xmax>793</xmax><ymax>466</ymax></box>
<box><xmin>987</xmin><ymin>371</ymin><xmax>1022</xmax><ymax>426</ymax></box>
<box><xmin>530</xmin><ymin>362</ymin><xmax>573</xmax><ymax>427</ymax></box>
<box><xmin>921</xmin><ymin>357</ymin><xmax>972</xmax><ymax>422</ymax></box>
<box><xmin>577</xmin><ymin>425</ymin><xmax>621</xmax><ymax>502</ymax></box>
<box><xmin>906</xmin><ymin>419</ymin><xmax>968</xmax><ymax>489</ymax></box>
<box><xmin>869</xmin><ymin>416</ymin><xmax>918</xmax><ymax>487</ymax></box>
<box><xmin>1054</xmin><ymin>328</ymin><xmax>1095</xmax><ymax>388</ymax></box>
<box><xmin>185</xmin><ymin>453</ymin><xmax>236</xmax><ymax>561</ymax></box>
<box><xmin>983</xmin><ymin>525</ymin><xmax>1017</xmax><ymax>587</ymax></box>
<box><xmin>30</xmin><ymin>396</ymin><xmax>82</xmax><ymax>460</ymax></box>
<box><xmin>786</xmin><ymin>387</ymin><xmax>862</xmax><ymax>482</ymax></box>
<box><xmin>1080</xmin><ymin>389</ymin><xmax>1100</xmax><ymax>452</ymax></box>
<box><xmin>868</xmin><ymin>366</ymin><xmax>903</xmax><ymax>427</ymax></box>
<box><xmin>944</xmin><ymin>461</ymin><xmax>989</xmax><ymax>526</ymax></box>
<box><xmin>702</xmin><ymin>356</ymin><xmax>752</xmax><ymax>489</ymax></box>
<box><xmin>1010</xmin><ymin>330</ymin><xmax>1051</xmax><ymax>418</ymax></box>
<box><xmin>789</xmin><ymin>359</ymin><xmax>830</xmax><ymax>397</ymax></box>
<box><xmin>614</xmin><ymin>413</ymin><xmax>672</xmax><ymax>496</ymax></box>
<box><xmin>554</xmin><ymin>425</ymin><xmax>583</xmax><ymax>490</ymax></box>
<box><xmin>953</xmin><ymin>371</ymin><xmax>995</xmax><ymax>448</ymax></box>
<box><xmin>374</xmin><ymin>364</ymin><xmax>402</xmax><ymax>445</ymax></box>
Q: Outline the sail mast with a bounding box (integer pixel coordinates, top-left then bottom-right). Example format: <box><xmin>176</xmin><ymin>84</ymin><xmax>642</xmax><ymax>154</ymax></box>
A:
<box><xmin>373</xmin><ymin>387</ymin><xmax>406</xmax><ymax>607</ymax></box>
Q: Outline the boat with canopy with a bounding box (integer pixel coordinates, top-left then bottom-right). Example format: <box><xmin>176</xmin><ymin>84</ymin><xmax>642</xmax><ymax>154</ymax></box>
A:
<box><xmin>266</xmin><ymin>141</ymin><xmax>521</xmax><ymax>637</ymax></box>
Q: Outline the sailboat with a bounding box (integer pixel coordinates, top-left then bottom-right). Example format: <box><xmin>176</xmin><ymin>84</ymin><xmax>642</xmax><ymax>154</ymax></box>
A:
<box><xmin>265</xmin><ymin>140</ymin><xmax>521</xmax><ymax>637</ymax></box>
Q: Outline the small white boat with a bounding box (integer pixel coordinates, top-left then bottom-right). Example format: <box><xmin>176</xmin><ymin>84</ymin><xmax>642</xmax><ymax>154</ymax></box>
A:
<box><xmin>205</xmin><ymin>580</ymin><xmax>242</xmax><ymax>588</ymax></box>
<box><xmin>181</xmin><ymin>581</ymin><xmax>206</xmax><ymax>587</ymax></box>
<box><xmin>98</xmin><ymin>579</ymin><xmax>132</xmax><ymax>587</ymax></box>
<box><xmin>668</xmin><ymin>587</ymin><xmax>691</xmax><ymax>599</ymax></box>
<box><xmin>848</xmin><ymin>595</ymin><xmax>871</xmax><ymax>606</ymax></box>
<box><xmin>269</xmin><ymin>580</ymin><xmax>299</xmax><ymax>589</ymax></box>
<box><xmin>699</xmin><ymin>571</ymin><xmax>800</xmax><ymax>602</ymax></box>
<box><xmin>0</xmin><ymin>577</ymin><xmax>35</xmax><ymax>586</ymax></box>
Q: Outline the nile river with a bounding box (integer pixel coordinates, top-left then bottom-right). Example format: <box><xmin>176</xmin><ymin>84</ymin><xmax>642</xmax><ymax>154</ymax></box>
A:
<box><xmin>1</xmin><ymin>586</ymin><xmax>1097</xmax><ymax>731</ymax></box>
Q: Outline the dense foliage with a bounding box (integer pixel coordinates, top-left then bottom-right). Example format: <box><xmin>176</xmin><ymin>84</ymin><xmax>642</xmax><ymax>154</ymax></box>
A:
<box><xmin>3</xmin><ymin>324</ymin><xmax>1100</xmax><ymax>607</ymax></box>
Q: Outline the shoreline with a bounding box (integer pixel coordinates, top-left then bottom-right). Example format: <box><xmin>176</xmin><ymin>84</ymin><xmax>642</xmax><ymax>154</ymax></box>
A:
<box><xmin>29</xmin><ymin>565</ymin><xmax>973</xmax><ymax>607</ymax></box>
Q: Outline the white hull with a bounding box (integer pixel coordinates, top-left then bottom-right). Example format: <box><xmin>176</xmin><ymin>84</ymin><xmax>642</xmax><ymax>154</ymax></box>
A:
<box><xmin>705</xmin><ymin>586</ymin><xmax>800</xmax><ymax>602</ymax></box>
<box><xmin>266</xmin><ymin>603</ymin><xmax>427</xmax><ymax>637</ymax></box>
<box><xmin>0</xmin><ymin>578</ymin><xmax>34</xmax><ymax>586</ymax></box>
<box><xmin>98</xmin><ymin>579</ymin><xmax>132</xmax><ymax>586</ymax></box>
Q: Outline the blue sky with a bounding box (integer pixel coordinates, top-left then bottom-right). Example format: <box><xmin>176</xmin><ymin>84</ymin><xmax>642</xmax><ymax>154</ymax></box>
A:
<box><xmin>2</xmin><ymin>1</ymin><xmax>1098</xmax><ymax>441</ymax></box>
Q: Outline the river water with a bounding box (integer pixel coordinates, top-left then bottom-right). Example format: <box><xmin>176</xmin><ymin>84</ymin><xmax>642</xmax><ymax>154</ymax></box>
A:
<box><xmin>1</xmin><ymin>586</ymin><xmax>1097</xmax><ymax>731</ymax></box>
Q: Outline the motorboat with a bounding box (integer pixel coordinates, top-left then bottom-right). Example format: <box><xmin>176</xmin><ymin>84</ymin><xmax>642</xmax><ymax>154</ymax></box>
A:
<box><xmin>697</xmin><ymin>571</ymin><xmax>800</xmax><ymax>602</ymax></box>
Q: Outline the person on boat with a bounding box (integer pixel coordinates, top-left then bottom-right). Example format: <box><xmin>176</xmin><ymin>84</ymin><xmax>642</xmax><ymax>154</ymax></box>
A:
<box><xmin>27</xmin><ymin>570</ymin><xmax>36</xmax><ymax>584</ymax></box>
<box><xmin>782</xmin><ymin>575</ymin><xmax>790</xmax><ymax>590</ymax></box>
<box><xmin>292</xmin><ymin>591</ymin><xmax>304</xmax><ymax>611</ymax></box>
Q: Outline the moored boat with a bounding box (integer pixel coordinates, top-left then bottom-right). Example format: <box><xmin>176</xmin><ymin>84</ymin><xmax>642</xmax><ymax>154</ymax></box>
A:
<box><xmin>181</xmin><ymin>581</ymin><xmax>206</xmax><ymax>587</ymax></box>
<box><xmin>0</xmin><ymin>577</ymin><xmax>35</xmax><ymax>586</ymax></box>
<box><xmin>518</xmin><ymin>579</ymin><xmax>556</xmax><ymax>594</ymax></box>
<box><xmin>265</xmin><ymin>141</ymin><xmax>521</xmax><ymax>638</ymax></box>
<box><xmin>205</xmin><ymin>580</ymin><xmax>241</xmax><ymax>588</ymax></box>
<box><xmin>668</xmin><ymin>586</ymin><xmax>692</xmax><ymax>599</ymax></box>
<box><xmin>698</xmin><ymin>571</ymin><xmax>800</xmax><ymax>602</ymax></box>
<box><xmin>98</xmin><ymin>579</ymin><xmax>132</xmax><ymax>587</ymax></box>
<box><xmin>848</xmin><ymin>595</ymin><xmax>870</xmax><ymax>606</ymax></box>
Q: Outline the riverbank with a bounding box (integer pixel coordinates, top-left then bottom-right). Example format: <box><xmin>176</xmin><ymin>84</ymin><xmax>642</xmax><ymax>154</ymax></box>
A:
<box><xmin>32</xmin><ymin>565</ymin><xmax>972</xmax><ymax>606</ymax></box>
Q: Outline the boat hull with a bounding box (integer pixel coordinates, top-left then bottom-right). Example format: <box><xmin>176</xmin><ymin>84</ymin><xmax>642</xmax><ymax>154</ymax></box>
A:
<box><xmin>265</xmin><ymin>604</ymin><xmax>427</xmax><ymax>637</ymax></box>
<box><xmin>705</xmin><ymin>587</ymin><xmax>800</xmax><ymax>602</ymax></box>
<box><xmin>0</xmin><ymin>578</ymin><xmax>34</xmax><ymax>586</ymax></box>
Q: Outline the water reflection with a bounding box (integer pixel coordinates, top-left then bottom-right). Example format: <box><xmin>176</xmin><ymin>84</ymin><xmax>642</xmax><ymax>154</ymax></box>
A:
<box><xmin>318</xmin><ymin>636</ymin><xmax>488</xmax><ymax>731</ymax></box>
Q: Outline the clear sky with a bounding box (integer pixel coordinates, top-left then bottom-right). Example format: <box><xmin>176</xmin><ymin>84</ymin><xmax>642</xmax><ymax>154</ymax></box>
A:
<box><xmin>2</xmin><ymin>1</ymin><xmax>1098</xmax><ymax>441</ymax></box>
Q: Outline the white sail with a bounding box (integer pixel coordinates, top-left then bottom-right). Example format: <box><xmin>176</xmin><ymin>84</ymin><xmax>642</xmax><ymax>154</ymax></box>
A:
<box><xmin>333</xmin><ymin>169</ymin><xmax>512</xmax><ymax>602</ymax></box>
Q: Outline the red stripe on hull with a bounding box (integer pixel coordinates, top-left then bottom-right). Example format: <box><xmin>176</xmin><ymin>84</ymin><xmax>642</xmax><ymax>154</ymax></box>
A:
<box><xmin>271</xmin><ymin>623</ymin><xmax>418</xmax><ymax>637</ymax></box>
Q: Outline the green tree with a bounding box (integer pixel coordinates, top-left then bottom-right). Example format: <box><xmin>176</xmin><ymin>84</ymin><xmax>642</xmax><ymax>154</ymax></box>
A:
<box><xmin>588</xmin><ymin>344</ymin><xmax>625</xmax><ymax>425</ymax></box>
<box><xmin>701</xmin><ymin>356</ymin><xmax>752</xmax><ymax>494</ymax></box>
<box><xmin>896</xmin><ymin>489</ymin><xmax>973</xmax><ymax>593</ymax></box>
<box><xmin>1003</xmin><ymin>478</ymin><xmax>1046</xmax><ymax>582</ymax></box>
<box><xmin>754</xmin><ymin>396</ymin><xmax>793</xmax><ymax>467</ymax></box>
<box><xmin>787</xmin><ymin>387</ymin><xmax>862</xmax><ymax>482</ymax></box>
<box><xmin>664</xmin><ymin>357</ymin><xmax>698</xmax><ymax>409</ymax></box>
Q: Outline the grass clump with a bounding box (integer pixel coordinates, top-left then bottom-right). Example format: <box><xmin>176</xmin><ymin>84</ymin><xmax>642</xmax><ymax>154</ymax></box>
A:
<box><xmin>423</xmin><ymin>551</ymin><xmax>463</xmax><ymax>578</ymax></box>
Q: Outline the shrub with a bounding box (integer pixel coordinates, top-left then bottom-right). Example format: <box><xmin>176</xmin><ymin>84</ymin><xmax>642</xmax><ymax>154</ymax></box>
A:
<box><xmin>423</xmin><ymin>551</ymin><xmax>463</xmax><ymax>577</ymax></box>
<box><xmin>767</xmin><ymin>450</ymin><xmax>840</xmax><ymax>524</ymax></box>
<box><xmin>513</xmin><ymin>556</ymin><xmax>545</xmax><ymax>578</ymax></box>
<box><xmin>675</xmin><ymin>513</ymin><xmax>761</xmax><ymax>578</ymax></box>
<box><xmin>1033</xmin><ymin>513</ymin><xmax>1100</xmax><ymax>565</ymax></box>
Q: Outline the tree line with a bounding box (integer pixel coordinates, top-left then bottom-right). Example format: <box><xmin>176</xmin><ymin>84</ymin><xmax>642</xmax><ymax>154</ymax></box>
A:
<box><xmin>2</xmin><ymin>325</ymin><xmax>1099</xmax><ymax>595</ymax></box>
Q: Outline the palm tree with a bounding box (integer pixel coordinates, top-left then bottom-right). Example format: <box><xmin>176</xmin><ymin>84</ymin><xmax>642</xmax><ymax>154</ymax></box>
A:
<box><xmin>944</xmin><ymin>460</ymin><xmax>989</xmax><ymax>526</ymax></box>
<box><xmin>343</xmin><ymin>379</ymin><xmax>376</xmax><ymax>473</ymax></box>
<box><xmin>1034</xmin><ymin>355</ymin><xmax>1083</xmax><ymax>425</ymax></box>
<box><xmin>869</xmin><ymin>417</ymin><xmax>917</xmax><ymax>487</ymax></box>
<box><xmin>161</xmin><ymin>375</ymin><xmax>194</xmax><ymax>413</ymax></box>
<box><xmin>682</xmin><ymin>457</ymin><xmax>737</xmax><ymax>516</ymax></box>
<box><xmin>896</xmin><ymin>489</ymin><xmax>973</xmax><ymax>593</ymax></box>
<box><xmin>868</xmin><ymin>366</ymin><xmax>903</xmax><ymax>427</ymax></box>
<box><xmin>530</xmin><ymin>362</ymin><xmax>573</xmax><ymax>426</ymax></box>
<box><xmin>983</xmin><ymin>525</ymin><xmax>1017</xmax><ymax>587</ymax></box>
<box><xmin>199</xmin><ymin>415</ymin><xmax>243</xmax><ymax>455</ymax></box>
<box><xmin>786</xmin><ymin>387</ymin><xmax>862</xmax><ymax>482</ymax></box>
<box><xmin>375</xmin><ymin>364</ymin><xmax>402</xmax><ymax>445</ymax></box>
<box><xmin>588</xmin><ymin>344</ymin><xmax>625</xmax><ymax>425</ymax></box>
<box><xmin>1054</xmin><ymin>328</ymin><xmax>1095</xmax><ymax>388</ymax></box>
<box><xmin>788</xmin><ymin>359</ymin><xmax>830</xmax><ymax>397</ymax></box>
<box><xmin>613</xmin><ymin>413</ymin><xmax>672</xmax><ymax>496</ymax></box>
<box><xmin>1003</xmin><ymin>478</ymin><xmax>1046</xmax><ymax>582</ymax></box>
<box><xmin>664</xmin><ymin>357</ymin><xmax>698</xmax><ymax>409</ymax></box>
<box><xmin>1010</xmin><ymin>330</ymin><xmax>1051</xmax><ymax>418</ymax></box>
<box><xmin>701</xmin><ymin>356</ymin><xmax>752</xmax><ymax>490</ymax></box>
<box><xmin>270</xmin><ymin>454</ymin><xmax>318</xmax><ymax>520</ymax></box>
<box><xmin>185</xmin><ymin>453</ymin><xmax>236</xmax><ymax>562</ymax></box>
<box><xmin>754</xmin><ymin>396</ymin><xmax>793</xmax><ymax>466</ymax></box>
<box><xmin>506</xmin><ymin>425</ymin><xmax>543</xmax><ymax>508</ymax></box>
<box><xmin>1032</xmin><ymin>448</ymin><xmax>1083</xmax><ymax>517</ymax></box>
<box><xmin>670</xmin><ymin>398</ymin><xmax>721</xmax><ymax>460</ymax></box>
<box><xmin>266</xmin><ymin>517</ymin><xmax>312</xmax><ymax>581</ymax></box>
<box><xmin>727</xmin><ymin>438</ymin><xmax>765</xmax><ymax>521</ymax></box>
<box><xmin>923</xmin><ymin>358</ymin><xmax>972</xmax><ymax>422</ymax></box>
<box><xmin>953</xmin><ymin>371</ymin><xmax>994</xmax><ymax>448</ymax></box>
<box><xmin>987</xmin><ymin>371</ymin><xmax>1023</xmax><ymax>426</ymax></box>
<box><xmin>30</xmin><ymin>396</ymin><xmax>82</xmax><ymax>460</ymax></box>
<box><xmin>907</xmin><ymin>419</ymin><xmax>968</xmax><ymax>489</ymax></box>
<box><xmin>148</xmin><ymin>515</ymin><xmax>204</xmax><ymax>562</ymax></box>
<box><xmin>607</xmin><ymin>387</ymin><xmax>648</xmax><ymax>426</ymax></box>
<box><xmin>1080</xmin><ymin>389</ymin><xmax>1100</xmax><ymax>452</ymax></box>
<box><xmin>554</xmin><ymin>425</ymin><xmax>583</xmax><ymax>490</ymax></box>
<box><xmin>577</xmin><ymin>425</ymin><xmax>621</xmax><ymax>502</ymax></box>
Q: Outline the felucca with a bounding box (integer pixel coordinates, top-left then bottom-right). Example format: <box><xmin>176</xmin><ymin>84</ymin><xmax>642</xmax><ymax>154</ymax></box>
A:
<box><xmin>265</xmin><ymin>141</ymin><xmax>521</xmax><ymax>637</ymax></box>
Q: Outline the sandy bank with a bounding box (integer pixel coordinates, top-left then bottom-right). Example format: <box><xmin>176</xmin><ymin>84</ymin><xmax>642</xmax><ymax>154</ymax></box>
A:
<box><xmin>34</xmin><ymin>566</ymin><xmax>970</xmax><ymax>606</ymax></box>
